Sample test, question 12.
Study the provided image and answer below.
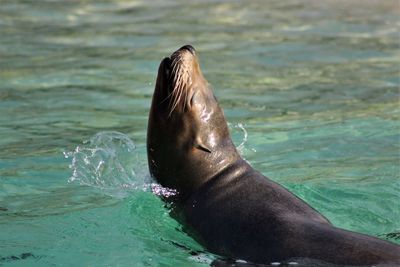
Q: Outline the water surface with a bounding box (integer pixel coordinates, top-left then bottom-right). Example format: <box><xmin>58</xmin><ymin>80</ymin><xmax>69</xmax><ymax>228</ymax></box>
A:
<box><xmin>0</xmin><ymin>0</ymin><xmax>399</xmax><ymax>266</ymax></box>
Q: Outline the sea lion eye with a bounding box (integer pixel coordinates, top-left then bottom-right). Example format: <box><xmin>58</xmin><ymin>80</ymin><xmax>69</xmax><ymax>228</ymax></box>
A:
<box><xmin>194</xmin><ymin>141</ymin><xmax>212</xmax><ymax>153</ymax></box>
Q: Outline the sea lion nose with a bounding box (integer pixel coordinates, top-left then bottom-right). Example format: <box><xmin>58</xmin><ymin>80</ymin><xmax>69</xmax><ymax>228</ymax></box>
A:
<box><xmin>180</xmin><ymin>45</ymin><xmax>196</xmax><ymax>55</ymax></box>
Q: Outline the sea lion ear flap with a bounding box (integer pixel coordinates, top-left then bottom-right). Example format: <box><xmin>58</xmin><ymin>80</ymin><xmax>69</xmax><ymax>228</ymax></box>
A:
<box><xmin>194</xmin><ymin>138</ymin><xmax>212</xmax><ymax>153</ymax></box>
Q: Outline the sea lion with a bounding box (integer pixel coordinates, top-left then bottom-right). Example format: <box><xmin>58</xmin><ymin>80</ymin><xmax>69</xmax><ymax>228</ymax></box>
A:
<box><xmin>146</xmin><ymin>45</ymin><xmax>400</xmax><ymax>266</ymax></box>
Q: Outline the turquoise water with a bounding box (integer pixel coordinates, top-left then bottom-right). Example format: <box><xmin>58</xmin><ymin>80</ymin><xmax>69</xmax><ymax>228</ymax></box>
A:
<box><xmin>1</xmin><ymin>0</ymin><xmax>399</xmax><ymax>266</ymax></box>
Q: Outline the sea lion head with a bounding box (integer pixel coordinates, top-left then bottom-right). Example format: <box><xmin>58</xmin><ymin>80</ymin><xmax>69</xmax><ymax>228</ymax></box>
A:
<box><xmin>147</xmin><ymin>45</ymin><xmax>239</xmax><ymax>199</ymax></box>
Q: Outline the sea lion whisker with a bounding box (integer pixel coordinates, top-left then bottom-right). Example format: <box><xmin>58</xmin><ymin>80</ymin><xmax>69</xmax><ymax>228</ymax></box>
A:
<box><xmin>166</xmin><ymin>62</ymin><xmax>182</xmax><ymax>115</ymax></box>
<box><xmin>176</xmin><ymin>82</ymin><xmax>186</xmax><ymax>111</ymax></box>
<box><xmin>159</xmin><ymin>92</ymin><xmax>173</xmax><ymax>105</ymax></box>
<box><xmin>169</xmin><ymin>80</ymin><xmax>185</xmax><ymax>116</ymax></box>
<box><xmin>182</xmin><ymin>71</ymin><xmax>192</xmax><ymax>112</ymax></box>
<box><xmin>183</xmin><ymin>85</ymin><xmax>189</xmax><ymax>111</ymax></box>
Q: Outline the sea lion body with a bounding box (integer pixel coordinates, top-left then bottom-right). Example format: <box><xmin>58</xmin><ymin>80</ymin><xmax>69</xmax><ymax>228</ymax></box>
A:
<box><xmin>147</xmin><ymin>45</ymin><xmax>400</xmax><ymax>266</ymax></box>
<box><xmin>182</xmin><ymin>160</ymin><xmax>398</xmax><ymax>265</ymax></box>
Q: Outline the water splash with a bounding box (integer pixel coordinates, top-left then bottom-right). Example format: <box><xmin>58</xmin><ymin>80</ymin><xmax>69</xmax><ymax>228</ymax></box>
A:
<box><xmin>230</xmin><ymin>122</ymin><xmax>257</xmax><ymax>157</ymax></box>
<box><xmin>64</xmin><ymin>131</ymin><xmax>150</xmax><ymax>198</ymax></box>
<box><xmin>151</xmin><ymin>183</ymin><xmax>177</xmax><ymax>198</ymax></box>
<box><xmin>64</xmin><ymin>131</ymin><xmax>179</xmax><ymax>199</ymax></box>
<box><xmin>235</xmin><ymin>122</ymin><xmax>248</xmax><ymax>152</ymax></box>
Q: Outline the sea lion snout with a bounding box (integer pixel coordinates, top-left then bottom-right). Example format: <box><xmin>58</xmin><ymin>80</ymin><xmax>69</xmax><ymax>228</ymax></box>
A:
<box><xmin>170</xmin><ymin>44</ymin><xmax>197</xmax><ymax>66</ymax></box>
<box><xmin>179</xmin><ymin>44</ymin><xmax>196</xmax><ymax>55</ymax></box>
